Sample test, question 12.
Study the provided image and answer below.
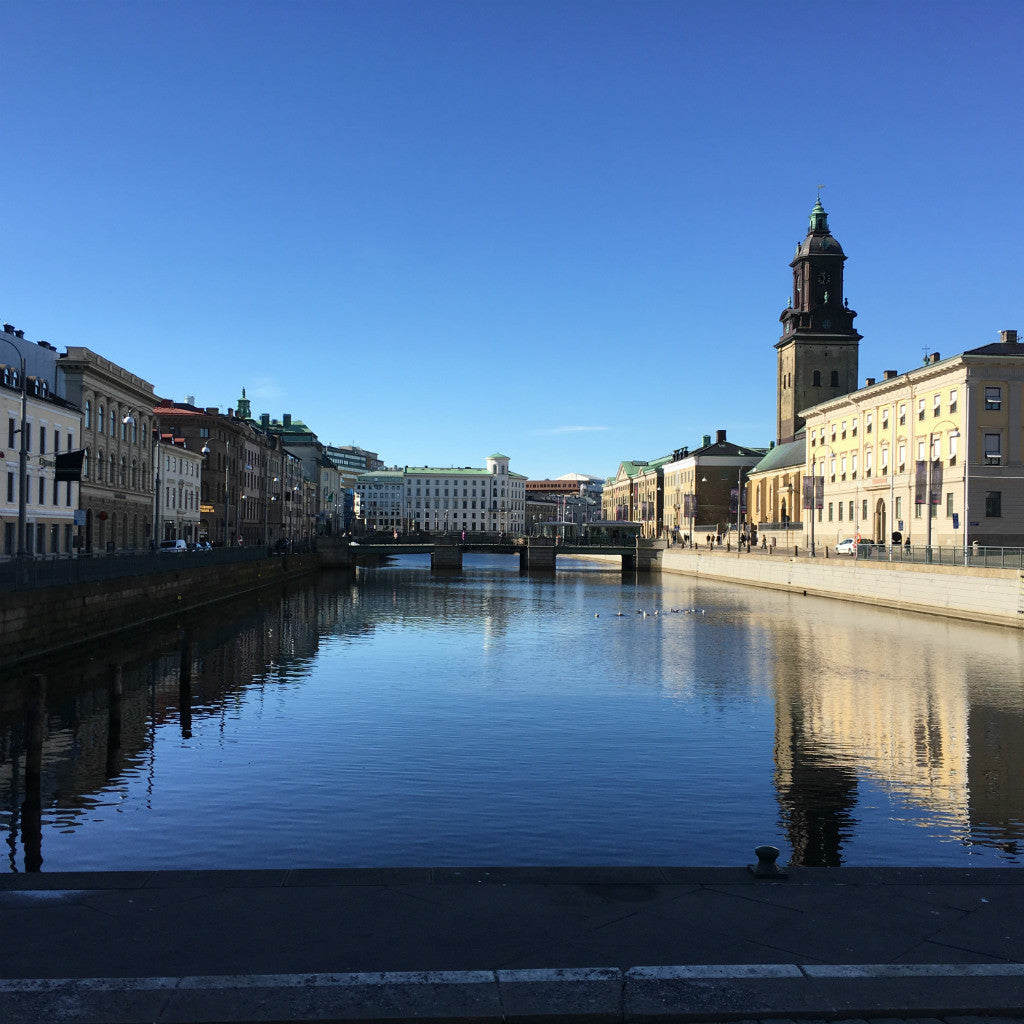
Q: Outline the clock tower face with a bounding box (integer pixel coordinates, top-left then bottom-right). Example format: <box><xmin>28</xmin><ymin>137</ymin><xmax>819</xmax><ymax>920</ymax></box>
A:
<box><xmin>776</xmin><ymin>200</ymin><xmax>860</xmax><ymax>445</ymax></box>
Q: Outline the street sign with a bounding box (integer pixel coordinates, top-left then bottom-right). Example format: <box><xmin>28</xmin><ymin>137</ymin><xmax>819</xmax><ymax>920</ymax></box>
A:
<box><xmin>952</xmin><ymin>513</ymin><xmax>959</xmax><ymax>529</ymax></box>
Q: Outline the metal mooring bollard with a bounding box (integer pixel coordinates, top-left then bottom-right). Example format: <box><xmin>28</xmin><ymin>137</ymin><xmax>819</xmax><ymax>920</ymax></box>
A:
<box><xmin>748</xmin><ymin>845</ymin><xmax>788</xmax><ymax>879</ymax></box>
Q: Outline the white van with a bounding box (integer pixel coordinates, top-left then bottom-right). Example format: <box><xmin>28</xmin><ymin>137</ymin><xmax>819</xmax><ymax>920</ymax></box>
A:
<box><xmin>159</xmin><ymin>539</ymin><xmax>188</xmax><ymax>554</ymax></box>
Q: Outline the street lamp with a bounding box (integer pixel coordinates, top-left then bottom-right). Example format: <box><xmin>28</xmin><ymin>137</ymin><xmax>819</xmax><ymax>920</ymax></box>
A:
<box><xmin>1</xmin><ymin>338</ymin><xmax>28</xmax><ymax>559</ymax></box>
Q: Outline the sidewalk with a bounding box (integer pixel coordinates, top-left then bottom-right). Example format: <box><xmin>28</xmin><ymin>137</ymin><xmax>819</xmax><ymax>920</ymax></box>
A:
<box><xmin>2</xmin><ymin>864</ymin><xmax>1023</xmax><ymax>1022</ymax></box>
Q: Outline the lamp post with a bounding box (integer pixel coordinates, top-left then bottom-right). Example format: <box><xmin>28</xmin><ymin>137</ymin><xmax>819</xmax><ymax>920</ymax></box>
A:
<box><xmin>1</xmin><ymin>338</ymin><xmax>29</xmax><ymax>559</ymax></box>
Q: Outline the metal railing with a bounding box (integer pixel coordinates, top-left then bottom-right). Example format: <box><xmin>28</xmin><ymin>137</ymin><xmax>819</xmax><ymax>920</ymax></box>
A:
<box><xmin>0</xmin><ymin>545</ymin><xmax>275</xmax><ymax>593</ymax></box>
<box><xmin>855</xmin><ymin>543</ymin><xmax>1024</xmax><ymax>569</ymax></box>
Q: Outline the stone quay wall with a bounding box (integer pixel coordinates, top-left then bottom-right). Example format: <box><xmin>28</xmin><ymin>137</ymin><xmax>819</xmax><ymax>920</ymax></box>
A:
<box><xmin>0</xmin><ymin>553</ymin><xmax>321</xmax><ymax>668</ymax></box>
<box><xmin>658</xmin><ymin>548</ymin><xmax>1024</xmax><ymax>629</ymax></box>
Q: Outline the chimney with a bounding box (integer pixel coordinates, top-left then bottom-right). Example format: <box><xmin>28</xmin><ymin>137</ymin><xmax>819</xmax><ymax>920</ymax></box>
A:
<box><xmin>865</xmin><ymin>377</ymin><xmax>876</xmax><ymax>386</ymax></box>
<box><xmin>14</xmin><ymin>330</ymin><xmax>24</xmax><ymax>339</ymax></box>
<box><xmin>261</xmin><ymin>413</ymin><xmax>270</xmax><ymax>429</ymax></box>
<box><xmin>702</xmin><ymin>434</ymin><xmax>711</xmax><ymax>447</ymax></box>
<box><xmin>283</xmin><ymin>413</ymin><xmax>292</xmax><ymax>427</ymax></box>
<box><xmin>1000</xmin><ymin>329</ymin><xmax>1019</xmax><ymax>345</ymax></box>
<box><xmin>883</xmin><ymin>370</ymin><xmax>898</xmax><ymax>380</ymax></box>
<box><xmin>716</xmin><ymin>429</ymin><xmax>727</xmax><ymax>443</ymax></box>
<box><xmin>2</xmin><ymin>324</ymin><xmax>13</xmax><ymax>333</ymax></box>
<box><xmin>929</xmin><ymin>352</ymin><xmax>941</xmax><ymax>363</ymax></box>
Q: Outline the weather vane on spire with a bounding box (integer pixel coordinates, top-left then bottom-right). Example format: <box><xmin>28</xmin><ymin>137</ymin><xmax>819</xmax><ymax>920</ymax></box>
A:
<box><xmin>816</xmin><ymin>183</ymin><xmax>826</xmax><ymax>200</ymax></box>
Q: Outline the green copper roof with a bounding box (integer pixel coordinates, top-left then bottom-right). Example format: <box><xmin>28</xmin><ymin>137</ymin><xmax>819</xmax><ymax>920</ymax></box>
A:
<box><xmin>809</xmin><ymin>199</ymin><xmax>828</xmax><ymax>234</ymax></box>
<box><xmin>750</xmin><ymin>436</ymin><xmax>806</xmax><ymax>475</ymax></box>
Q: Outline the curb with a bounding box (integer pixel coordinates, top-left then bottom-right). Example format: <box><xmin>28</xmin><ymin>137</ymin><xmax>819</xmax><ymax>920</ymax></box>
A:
<box><xmin>3</xmin><ymin>963</ymin><xmax>1024</xmax><ymax>1023</ymax></box>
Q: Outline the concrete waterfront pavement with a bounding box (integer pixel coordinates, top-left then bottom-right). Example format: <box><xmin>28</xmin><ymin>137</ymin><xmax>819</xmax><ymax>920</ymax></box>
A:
<box><xmin>1</xmin><ymin>864</ymin><xmax>1023</xmax><ymax>1022</ymax></box>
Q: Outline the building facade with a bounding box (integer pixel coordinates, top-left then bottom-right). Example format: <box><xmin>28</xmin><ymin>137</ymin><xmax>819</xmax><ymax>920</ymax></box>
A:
<box><xmin>2</xmin><ymin>327</ymin><xmax>82</xmax><ymax>556</ymax></box>
<box><xmin>355</xmin><ymin>453</ymin><xmax>526</xmax><ymax>534</ymax></box>
<box><xmin>802</xmin><ymin>330</ymin><xmax>1024</xmax><ymax>551</ymax></box>
<box><xmin>662</xmin><ymin>431</ymin><xmax>766</xmax><ymax>542</ymax></box>
<box><xmin>155</xmin><ymin>438</ymin><xmax>203</xmax><ymax>544</ymax></box>
<box><xmin>58</xmin><ymin>347</ymin><xmax>158</xmax><ymax>553</ymax></box>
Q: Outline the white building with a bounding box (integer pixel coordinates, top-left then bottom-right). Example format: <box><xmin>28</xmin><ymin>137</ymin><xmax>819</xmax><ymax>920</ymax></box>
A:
<box><xmin>355</xmin><ymin>453</ymin><xmax>526</xmax><ymax>535</ymax></box>
<box><xmin>2</xmin><ymin>327</ymin><xmax>83</xmax><ymax>557</ymax></box>
<box><xmin>156</xmin><ymin>439</ymin><xmax>203</xmax><ymax>544</ymax></box>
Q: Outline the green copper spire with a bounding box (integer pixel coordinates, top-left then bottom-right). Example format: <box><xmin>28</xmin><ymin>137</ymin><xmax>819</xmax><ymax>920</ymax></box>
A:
<box><xmin>809</xmin><ymin>199</ymin><xmax>829</xmax><ymax>234</ymax></box>
<box><xmin>237</xmin><ymin>387</ymin><xmax>251</xmax><ymax>420</ymax></box>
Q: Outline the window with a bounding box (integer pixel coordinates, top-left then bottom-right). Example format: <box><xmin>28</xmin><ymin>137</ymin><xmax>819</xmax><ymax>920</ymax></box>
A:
<box><xmin>949</xmin><ymin>389</ymin><xmax>958</xmax><ymax>413</ymax></box>
<box><xmin>98</xmin><ymin>403</ymin><xmax>104</xmax><ymax>430</ymax></box>
<box><xmin>838</xmin><ymin>502</ymin><xmax>843</xmax><ymax>521</ymax></box>
<box><xmin>899</xmin><ymin>404</ymin><xmax>906</xmax><ymax>425</ymax></box>
<box><xmin>851</xmin><ymin>454</ymin><xmax>857</xmax><ymax>478</ymax></box>
<box><xmin>895</xmin><ymin>497</ymin><xmax>902</xmax><ymax>519</ymax></box>
<box><xmin>849</xmin><ymin>501</ymin><xmax>854</xmax><ymax>521</ymax></box>
<box><xmin>933</xmin><ymin>394</ymin><xmax>941</xmax><ymax>417</ymax></box>
<box><xmin>986</xmin><ymin>491</ymin><xmax>1002</xmax><ymax>517</ymax></box>
<box><xmin>830</xmin><ymin>370</ymin><xmax>839</xmax><ymax>387</ymax></box>
<box><xmin>812</xmin><ymin>370</ymin><xmax>821</xmax><ymax>387</ymax></box>
<box><xmin>882</xmin><ymin>409</ymin><xmax>889</xmax><ymax>430</ymax></box>
<box><xmin>6</xmin><ymin>417</ymin><xmax>13</xmax><ymax>449</ymax></box>
<box><xmin>918</xmin><ymin>398</ymin><xmax>925</xmax><ymax>421</ymax></box>
<box><xmin>866</xmin><ymin>413</ymin><xmax>872</xmax><ymax>434</ymax></box>
<box><xmin>6</xmin><ymin>472</ymin><xmax>12</xmax><ymax>503</ymax></box>
<box><xmin>898</xmin><ymin>441</ymin><xmax>906</xmax><ymax>470</ymax></box>
<box><xmin>841</xmin><ymin>420</ymin><xmax>847</xmax><ymax>439</ymax></box>
<box><xmin>984</xmin><ymin>433</ymin><xmax>1002</xmax><ymax>465</ymax></box>
<box><xmin>917</xmin><ymin>440</ymin><xmax>926</xmax><ymax>461</ymax></box>
<box><xmin>39</xmin><ymin>425</ymin><xmax>46</xmax><ymax>454</ymax></box>
<box><xmin>985</xmin><ymin>387</ymin><xmax>1002</xmax><ymax>411</ymax></box>
<box><xmin>852</xmin><ymin>418</ymin><xmax>858</xmax><ymax>437</ymax></box>
<box><xmin>85</xmin><ymin>400</ymin><xmax>91</xmax><ymax>429</ymax></box>
<box><xmin>862</xmin><ymin>499</ymin><xmax>868</xmax><ymax>520</ymax></box>
<box><xmin>946</xmin><ymin>492</ymin><xmax>954</xmax><ymax>518</ymax></box>
<box><xmin>948</xmin><ymin>434</ymin><xmax>957</xmax><ymax>465</ymax></box>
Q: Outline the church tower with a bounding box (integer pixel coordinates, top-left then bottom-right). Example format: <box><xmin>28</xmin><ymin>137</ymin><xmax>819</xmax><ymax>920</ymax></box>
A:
<box><xmin>775</xmin><ymin>199</ymin><xmax>860</xmax><ymax>444</ymax></box>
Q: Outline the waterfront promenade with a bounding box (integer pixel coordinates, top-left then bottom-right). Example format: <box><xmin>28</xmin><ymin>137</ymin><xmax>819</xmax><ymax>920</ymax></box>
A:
<box><xmin>2</xmin><ymin>863</ymin><xmax>1023</xmax><ymax>1022</ymax></box>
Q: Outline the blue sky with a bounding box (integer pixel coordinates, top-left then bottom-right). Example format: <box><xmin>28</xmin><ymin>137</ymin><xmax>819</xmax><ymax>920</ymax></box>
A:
<box><xmin>3</xmin><ymin>1</ymin><xmax>1022</xmax><ymax>480</ymax></box>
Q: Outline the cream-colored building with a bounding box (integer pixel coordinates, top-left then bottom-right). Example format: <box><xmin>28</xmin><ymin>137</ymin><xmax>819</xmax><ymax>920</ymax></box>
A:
<box><xmin>2</xmin><ymin>330</ymin><xmax>83</xmax><ymax>557</ymax></box>
<box><xmin>801</xmin><ymin>330</ymin><xmax>1024</xmax><ymax>551</ymax></box>
<box><xmin>156</xmin><ymin>439</ymin><xmax>203</xmax><ymax>544</ymax></box>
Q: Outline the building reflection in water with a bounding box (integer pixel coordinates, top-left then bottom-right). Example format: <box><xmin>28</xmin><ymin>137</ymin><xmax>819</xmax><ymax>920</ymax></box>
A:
<box><xmin>762</xmin><ymin>593</ymin><xmax>1024</xmax><ymax>866</ymax></box>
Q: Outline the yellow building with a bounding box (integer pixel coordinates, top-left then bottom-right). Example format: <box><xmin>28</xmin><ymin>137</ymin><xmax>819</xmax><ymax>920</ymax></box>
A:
<box><xmin>802</xmin><ymin>330</ymin><xmax>1024</xmax><ymax>552</ymax></box>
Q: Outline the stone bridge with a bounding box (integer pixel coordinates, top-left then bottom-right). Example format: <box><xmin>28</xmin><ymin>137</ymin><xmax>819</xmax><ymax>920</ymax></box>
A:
<box><xmin>319</xmin><ymin>536</ymin><xmax>664</xmax><ymax>573</ymax></box>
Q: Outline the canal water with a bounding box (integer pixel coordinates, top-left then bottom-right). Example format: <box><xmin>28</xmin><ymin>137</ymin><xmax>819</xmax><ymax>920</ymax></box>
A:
<box><xmin>2</xmin><ymin>555</ymin><xmax>1023</xmax><ymax>872</ymax></box>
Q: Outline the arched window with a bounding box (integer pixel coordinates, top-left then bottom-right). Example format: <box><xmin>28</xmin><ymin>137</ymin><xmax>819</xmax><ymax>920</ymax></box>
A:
<box><xmin>109</xmin><ymin>409</ymin><xmax>115</xmax><ymax>436</ymax></box>
<box><xmin>109</xmin><ymin>453</ymin><xmax>115</xmax><ymax>482</ymax></box>
<box><xmin>812</xmin><ymin>370</ymin><xmax>821</xmax><ymax>387</ymax></box>
<box><xmin>84</xmin><ymin>400</ymin><xmax>91</xmax><ymax>429</ymax></box>
<box><xmin>97</xmin><ymin>450</ymin><xmax>104</xmax><ymax>482</ymax></box>
<box><xmin>120</xmin><ymin>456</ymin><xmax>127</xmax><ymax>485</ymax></box>
<box><xmin>830</xmin><ymin>370</ymin><xmax>839</xmax><ymax>387</ymax></box>
<box><xmin>131</xmin><ymin>459</ymin><xmax>138</xmax><ymax>488</ymax></box>
<box><xmin>98</xmin><ymin>403</ymin><xmax>104</xmax><ymax>431</ymax></box>
<box><xmin>82</xmin><ymin>448</ymin><xmax>90</xmax><ymax>478</ymax></box>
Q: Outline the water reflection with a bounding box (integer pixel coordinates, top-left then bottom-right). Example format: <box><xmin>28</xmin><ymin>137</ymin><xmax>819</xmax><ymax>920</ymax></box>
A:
<box><xmin>1</xmin><ymin>559</ymin><xmax>1023</xmax><ymax>871</ymax></box>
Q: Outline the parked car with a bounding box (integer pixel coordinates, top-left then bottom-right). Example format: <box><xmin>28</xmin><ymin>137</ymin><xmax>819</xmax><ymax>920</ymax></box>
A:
<box><xmin>835</xmin><ymin>538</ymin><xmax>857</xmax><ymax>556</ymax></box>
<box><xmin>193</xmin><ymin>541</ymin><xmax>212</xmax><ymax>552</ymax></box>
<box><xmin>159</xmin><ymin>539</ymin><xmax>188</xmax><ymax>554</ymax></box>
